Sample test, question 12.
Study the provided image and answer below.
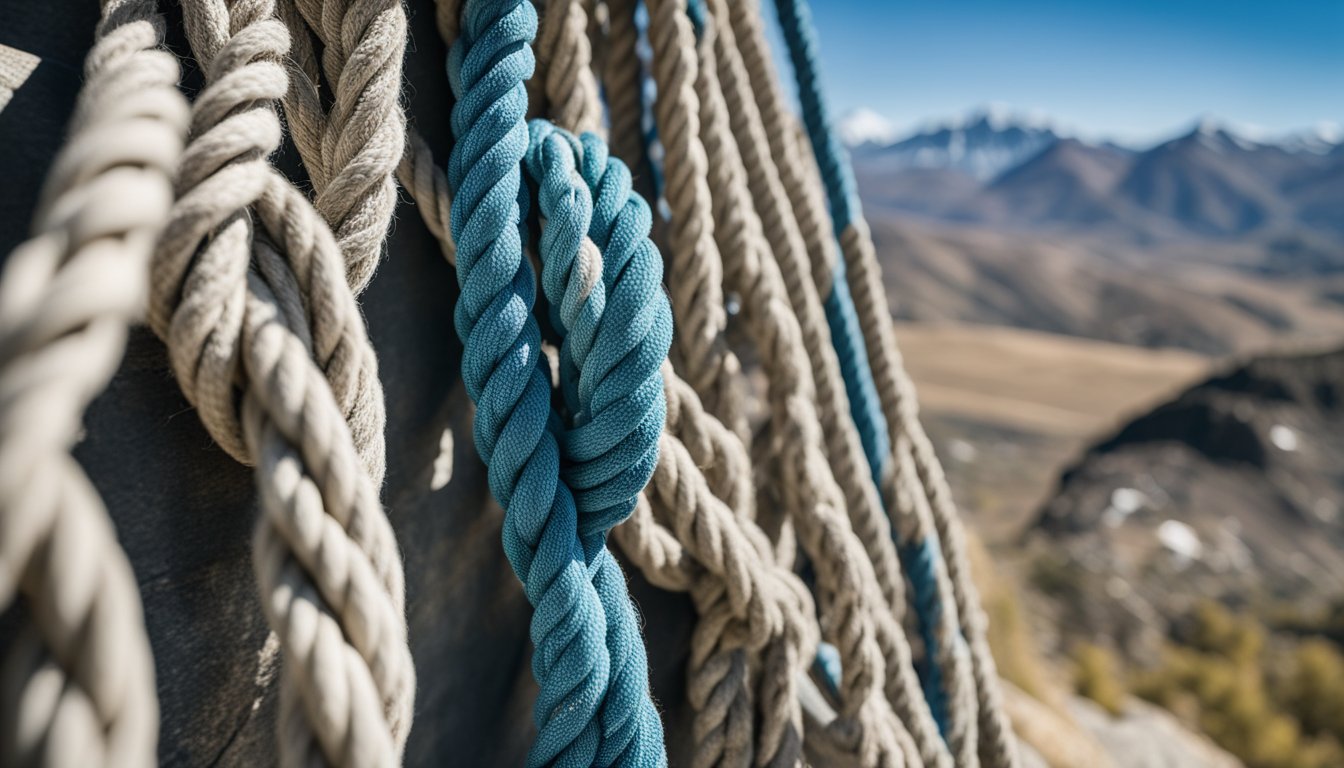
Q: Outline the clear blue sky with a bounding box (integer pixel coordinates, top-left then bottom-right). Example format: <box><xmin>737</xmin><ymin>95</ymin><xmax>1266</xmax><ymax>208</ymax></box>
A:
<box><xmin>762</xmin><ymin>0</ymin><xmax>1344</xmax><ymax>144</ymax></box>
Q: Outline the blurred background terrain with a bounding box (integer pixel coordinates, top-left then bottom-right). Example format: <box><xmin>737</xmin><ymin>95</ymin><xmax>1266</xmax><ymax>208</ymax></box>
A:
<box><xmin>786</xmin><ymin>0</ymin><xmax>1344</xmax><ymax>764</ymax></box>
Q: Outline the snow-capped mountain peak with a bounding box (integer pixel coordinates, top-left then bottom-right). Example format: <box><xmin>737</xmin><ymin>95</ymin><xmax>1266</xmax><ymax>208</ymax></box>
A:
<box><xmin>1277</xmin><ymin>122</ymin><xmax>1343</xmax><ymax>155</ymax></box>
<box><xmin>849</xmin><ymin>106</ymin><xmax>1061</xmax><ymax>181</ymax></box>
<box><xmin>837</xmin><ymin>108</ymin><xmax>899</xmax><ymax>147</ymax></box>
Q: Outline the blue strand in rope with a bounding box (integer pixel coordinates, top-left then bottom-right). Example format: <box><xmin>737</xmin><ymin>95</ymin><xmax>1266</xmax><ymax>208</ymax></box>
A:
<box><xmin>774</xmin><ymin>0</ymin><xmax>956</xmax><ymax>737</ymax></box>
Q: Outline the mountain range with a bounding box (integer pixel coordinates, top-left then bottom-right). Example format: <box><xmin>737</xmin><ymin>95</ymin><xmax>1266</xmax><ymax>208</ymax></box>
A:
<box><xmin>850</xmin><ymin>108</ymin><xmax>1344</xmax><ymax>356</ymax></box>
<box><xmin>848</xmin><ymin>109</ymin><xmax>1344</xmax><ymax>245</ymax></box>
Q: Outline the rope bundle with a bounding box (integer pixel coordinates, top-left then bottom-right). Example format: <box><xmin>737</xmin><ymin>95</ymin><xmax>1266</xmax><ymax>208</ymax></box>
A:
<box><xmin>0</xmin><ymin>0</ymin><xmax>1020</xmax><ymax>765</ymax></box>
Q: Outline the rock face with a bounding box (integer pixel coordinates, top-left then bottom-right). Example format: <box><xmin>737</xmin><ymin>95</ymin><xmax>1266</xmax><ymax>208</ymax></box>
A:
<box><xmin>1029</xmin><ymin>347</ymin><xmax>1344</xmax><ymax>656</ymax></box>
<box><xmin>1069</xmin><ymin>697</ymin><xmax>1243</xmax><ymax>768</ymax></box>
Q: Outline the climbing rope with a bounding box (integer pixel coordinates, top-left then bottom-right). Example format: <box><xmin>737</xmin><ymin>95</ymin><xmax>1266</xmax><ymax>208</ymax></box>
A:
<box><xmin>0</xmin><ymin>2</ymin><xmax>186</xmax><ymax>765</ymax></box>
<box><xmin>770</xmin><ymin>1</ymin><xmax>1019</xmax><ymax>766</ymax></box>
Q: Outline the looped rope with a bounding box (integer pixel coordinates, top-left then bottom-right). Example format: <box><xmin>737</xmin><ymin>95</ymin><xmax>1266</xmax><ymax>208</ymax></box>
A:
<box><xmin>522</xmin><ymin>118</ymin><xmax>671</xmax><ymax>766</ymax></box>
<box><xmin>447</xmin><ymin>3</ymin><xmax>669</xmax><ymax>764</ymax></box>
<box><xmin>152</xmin><ymin>0</ymin><xmax>414</xmax><ymax>763</ymax></box>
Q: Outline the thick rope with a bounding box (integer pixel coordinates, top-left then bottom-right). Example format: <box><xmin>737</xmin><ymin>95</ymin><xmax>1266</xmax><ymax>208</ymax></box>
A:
<box><xmin>600</xmin><ymin>0</ymin><xmax>658</xmax><ymax>205</ymax></box>
<box><xmin>275</xmin><ymin>0</ymin><xmax>408</xmax><ymax>293</ymax></box>
<box><xmin>641</xmin><ymin>0</ymin><xmax>748</xmax><ymax>441</ymax></box>
<box><xmin>446</xmin><ymin>3</ymin><xmax>670</xmax><ymax>764</ymax></box>
<box><xmin>767</xmin><ymin>1</ymin><xmax>1019</xmax><ymax>766</ymax></box>
<box><xmin>153</xmin><ymin>0</ymin><xmax>413</xmax><ymax>763</ymax></box>
<box><xmin>536</xmin><ymin>0</ymin><xmax>604</xmax><ymax>134</ymax></box>
<box><xmin>0</xmin><ymin>2</ymin><xmax>187</xmax><ymax>764</ymax></box>
<box><xmin>614</xmin><ymin>367</ymin><xmax>815</xmax><ymax>768</ymax></box>
<box><xmin>524</xmin><ymin>121</ymin><xmax>670</xmax><ymax>766</ymax></box>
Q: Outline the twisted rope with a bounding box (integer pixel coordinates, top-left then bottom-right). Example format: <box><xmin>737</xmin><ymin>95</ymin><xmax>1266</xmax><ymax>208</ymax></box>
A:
<box><xmin>680</xmin><ymin>14</ymin><xmax>911</xmax><ymax>767</ymax></box>
<box><xmin>446</xmin><ymin>3</ymin><xmax>668</xmax><ymax>764</ymax></box>
<box><xmin>614</xmin><ymin>368</ymin><xmax>815</xmax><ymax>768</ymax></box>
<box><xmin>600</xmin><ymin>0</ymin><xmax>657</xmax><ymax>205</ymax></box>
<box><xmin>276</xmin><ymin>0</ymin><xmax>408</xmax><ymax>292</ymax></box>
<box><xmin>0</xmin><ymin>2</ymin><xmax>187</xmax><ymax>764</ymax></box>
<box><xmin>767</xmin><ymin>1</ymin><xmax>1019</xmax><ymax>765</ymax></box>
<box><xmin>153</xmin><ymin>0</ymin><xmax>413</xmax><ymax>762</ymax></box>
<box><xmin>641</xmin><ymin>0</ymin><xmax>747</xmax><ymax>441</ymax></box>
<box><xmin>699</xmin><ymin>4</ymin><xmax>953</xmax><ymax>766</ymax></box>
<box><xmin>536</xmin><ymin>0</ymin><xmax>604</xmax><ymax>133</ymax></box>
<box><xmin>524</xmin><ymin>121</ymin><xmax>670</xmax><ymax>766</ymax></box>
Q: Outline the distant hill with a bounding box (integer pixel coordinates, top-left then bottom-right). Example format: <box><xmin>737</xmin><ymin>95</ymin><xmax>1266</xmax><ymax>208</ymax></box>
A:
<box><xmin>1026</xmin><ymin>346</ymin><xmax>1344</xmax><ymax>657</ymax></box>
<box><xmin>868</xmin><ymin>216</ymin><xmax>1344</xmax><ymax>355</ymax></box>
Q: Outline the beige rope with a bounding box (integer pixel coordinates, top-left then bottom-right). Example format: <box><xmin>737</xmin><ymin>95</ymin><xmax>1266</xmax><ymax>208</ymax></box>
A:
<box><xmin>536</xmin><ymin>0</ymin><xmax>604</xmax><ymax>134</ymax></box>
<box><xmin>642</xmin><ymin>0</ymin><xmax>748</xmax><ymax>441</ymax></box>
<box><xmin>687</xmin><ymin>15</ymin><xmax>914</xmax><ymax>767</ymax></box>
<box><xmin>153</xmin><ymin>1</ymin><xmax>413</xmax><ymax>763</ymax></box>
<box><xmin>275</xmin><ymin>0</ymin><xmax>408</xmax><ymax>293</ymax></box>
<box><xmin>840</xmin><ymin>223</ymin><xmax>1020</xmax><ymax>768</ymax></box>
<box><xmin>703</xmin><ymin>2</ymin><xmax>955</xmax><ymax>765</ymax></box>
<box><xmin>0</xmin><ymin>3</ymin><xmax>187</xmax><ymax>764</ymax></box>
<box><xmin>600</xmin><ymin>0</ymin><xmax>657</xmax><ymax>205</ymax></box>
<box><xmin>727</xmin><ymin>2</ymin><xmax>1017</xmax><ymax>764</ymax></box>
<box><xmin>615</xmin><ymin>367</ymin><xmax>815</xmax><ymax>768</ymax></box>
<box><xmin>397</xmin><ymin>128</ymin><xmax>455</xmax><ymax>264</ymax></box>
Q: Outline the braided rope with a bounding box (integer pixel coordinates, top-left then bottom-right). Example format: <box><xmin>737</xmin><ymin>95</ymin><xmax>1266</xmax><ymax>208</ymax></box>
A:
<box><xmin>276</xmin><ymin>0</ymin><xmax>408</xmax><ymax>292</ymax></box>
<box><xmin>153</xmin><ymin>0</ymin><xmax>413</xmax><ymax>762</ymax></box>
<box><xmin>768</xmin><ymin>1</ymin><xmax>1019</xmax><ymax>766</ymax></box>
<box><xmin>641</xmin><ymin>0</ymin><xmax>748</xmax><ymax>441</ymax></box>
<box><xmin>0</xmin><ymin>3</ymin><xmax>187</xmax><ymax>764</ymax></box>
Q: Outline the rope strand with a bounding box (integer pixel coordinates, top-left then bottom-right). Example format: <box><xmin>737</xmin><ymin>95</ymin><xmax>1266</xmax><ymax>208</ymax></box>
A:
<box><xmin>0</xmin><ymin>3</ymin><xmax>187</xmax><ymax>764</ymax></box>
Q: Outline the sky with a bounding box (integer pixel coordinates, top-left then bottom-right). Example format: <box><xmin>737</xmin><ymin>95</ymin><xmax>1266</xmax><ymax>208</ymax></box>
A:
<box><xmin>760</xmin><ymin>0</ymin><xmax>1344</xmax><ymax>146</ymax></box>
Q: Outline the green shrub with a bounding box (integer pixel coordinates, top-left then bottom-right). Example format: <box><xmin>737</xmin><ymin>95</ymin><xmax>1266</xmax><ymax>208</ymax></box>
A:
<box><xmin>1072</xmin><ymin>642</ymin><xmax>1126</xmax><ymax>716</ymax></box>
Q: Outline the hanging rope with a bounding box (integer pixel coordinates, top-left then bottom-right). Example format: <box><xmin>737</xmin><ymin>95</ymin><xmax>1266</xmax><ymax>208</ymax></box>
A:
<box><xmin>536</xmin><ymin>0</ymin><xmax>604</xmax><ymax>133</ymax></box>
<box><xmin>769</xmin><ymin>2</ymin><xmax>1019</xmax><ymax>766</ymax></box>
<box><xmin>642</xmin><ymin>0</ymin><xmax>749</xmax><ymax>441</ymax></box>
<box><xmin>524</xmin><ymin>120</ymin><xmax>671</xmax><ymax>765</ymax></box>
<box><xmin>445</xmin><ymin>2</ymin><xmax>670</xmax><ymax>763</ymax></box>
<box><xmin>151</xmin><ymin>0</ymin><xmax>414</xmax><ymax>763</ymax></box>
<box><xmin>0</xmin><ymin>0</ymin><xmax>1027</xmax><ymax>763</ymax></box>
<box><xmin>0</xmin><ymin>2</ymin><xmax>186</xmax><ymax>765</ymax></box>
<box><xmin>275</xmin><ymin>0</ymin><xmax>408</xmax><ymax>292</ymax></box>
<box><xmin>695</xmin><ymin>5</ymin><xmax>953</xmax><ymax>767</ymax></box>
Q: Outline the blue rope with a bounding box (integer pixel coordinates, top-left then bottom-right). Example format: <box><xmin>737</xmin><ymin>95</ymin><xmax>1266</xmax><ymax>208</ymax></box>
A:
<box><xmin>447</xmin><ymin>3</ymin><xmax>622</xmax><ymax>764</ymax></box>
<box><xmin>523</xmin><ymin>120</ymin><xmax>671</xmax><ymax>767</ymax></box>
<box><xmin>774</xmin><ymin>0</ymin><xmax>954</xmax><ymax>737</ymax></box>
